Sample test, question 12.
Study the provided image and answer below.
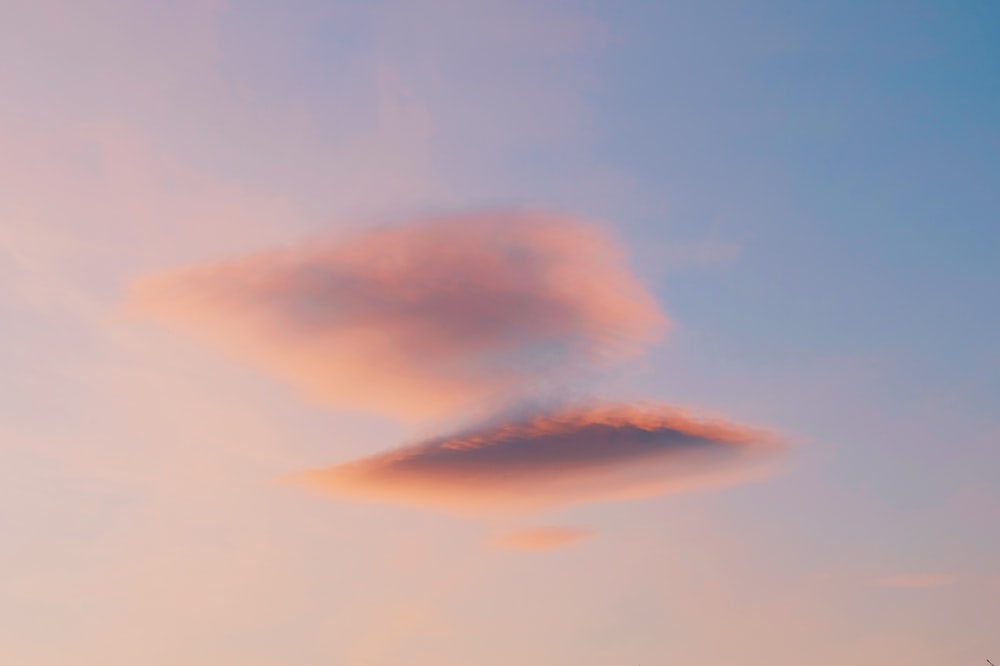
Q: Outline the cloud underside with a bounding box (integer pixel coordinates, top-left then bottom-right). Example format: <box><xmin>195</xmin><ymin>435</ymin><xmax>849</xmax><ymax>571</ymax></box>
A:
<box><xmin>129</xmin><ymin>211</ymin><xmax>666</xmax><ymax>419</ymax></box>
<box><xmin>494</xmin><ymin>526</ymin><xmax>595</xmax><ymax>551</ymax></box>
<box><xmin>296</xmin><ymin>403</ymin><xmax>781</xmax><ymax>511</ymax></box>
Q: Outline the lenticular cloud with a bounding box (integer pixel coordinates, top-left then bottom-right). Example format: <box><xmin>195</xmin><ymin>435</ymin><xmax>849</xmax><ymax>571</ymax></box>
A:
<box><xmin>295</xmin><ymin>402</ymin><xmax>783</xmax><ymax>511</ymax></box>
<box><xmin>130</xmin><ymin>211</ymin><xmax>666</xmax><ymax>419</ymax></box>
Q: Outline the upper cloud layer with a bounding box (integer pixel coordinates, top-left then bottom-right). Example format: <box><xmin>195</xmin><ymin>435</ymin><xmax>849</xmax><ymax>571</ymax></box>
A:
<box><xmin>129</xmin><ymin>211</ymin><xmax>666</xmax><ymax>419</ymax></box>
<box><xmin>295</xmin><ymin>402</ymin><xmax>783</xmax><ymax>511</ymax></box>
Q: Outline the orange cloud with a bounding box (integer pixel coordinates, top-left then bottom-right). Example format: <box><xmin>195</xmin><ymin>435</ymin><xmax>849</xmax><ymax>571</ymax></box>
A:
<box><xmin>874</xmin><ymin>574</ymin><xmax>956</xmax><ymax>589</ymax></box>
<box><xmin>128</xmin><ymin>211</ymin><xmax>666</xmax><ymax>419</ymax></box>
<box><xmin>494</xmin><ymin>526</ymin><xmax>595</xmax><ymax>551</ymax></box>
<box><xmin>295</xmin><ymin>402</ymin><xmax>783</xmax><ymax>511</ymax></box>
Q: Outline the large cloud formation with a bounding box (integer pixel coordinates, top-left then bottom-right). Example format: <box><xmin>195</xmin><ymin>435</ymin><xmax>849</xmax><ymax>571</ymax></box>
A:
<box><xmin>295</xmin><ymin>403</ymin><xmax>783</xmax><ymax>511</ymax></box>
<box><xmin>130</xmin><ymin>211</ymin><xmax>666</xmax><ymax>419</ymax></box>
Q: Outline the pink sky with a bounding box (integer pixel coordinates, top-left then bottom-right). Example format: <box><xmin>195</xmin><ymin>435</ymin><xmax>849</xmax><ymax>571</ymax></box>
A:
<box><xmin>2</xmin><ymin>1</ymin><xmax>997</xmax><ymax>665</ymax></box>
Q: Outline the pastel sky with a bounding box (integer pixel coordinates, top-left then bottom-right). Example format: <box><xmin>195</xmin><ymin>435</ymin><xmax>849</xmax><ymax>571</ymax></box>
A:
<box><xmin>2</xmin><ymin>1</ymin><xmax>998</xmax><ymax>665</ymax></box>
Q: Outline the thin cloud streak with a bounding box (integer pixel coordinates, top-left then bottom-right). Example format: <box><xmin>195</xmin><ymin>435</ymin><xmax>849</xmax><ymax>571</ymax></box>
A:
<box><xmin>874</xmin><ymin>574</ymin><xmax>957</xmax><ymax>589</ymax></box>
<box><xmin>295</xmin><ymin>402</ymin><xmax>784</xmax><ymax>512</ymax></box>
<box><xmin>129</xmin><ymin>210</ymin><xmax>666</xmax><ymax>419</ymax></box>
<box><xmin>494</xmin><ymin>526</ymin><xmax>595</xmax><ymax>551</ymax></box>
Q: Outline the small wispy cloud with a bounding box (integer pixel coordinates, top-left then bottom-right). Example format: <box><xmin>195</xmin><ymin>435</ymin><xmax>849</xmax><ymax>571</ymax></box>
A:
<box><xmin>294</xmin><ymin>401</ymin><xmax>784</xmax><ymax>512</ymax></box>
<box><xmin>493</xmin><ymin>526</ymin><xmax>595</xmax><ymax>551</ymax></box>
<box><xmin>658</xmin><ymin>240</ymin><xmax>742</xmax><ymax>268</ymax></box>
<box><xmin>128</xmin><ymin>210</ymin><xmax>666</xmax><ymax>419</ymax></box>
<box><xmin>636</xmin><ymin>239</ymin><xmax>743</xmax><ymax>275</ymax></box>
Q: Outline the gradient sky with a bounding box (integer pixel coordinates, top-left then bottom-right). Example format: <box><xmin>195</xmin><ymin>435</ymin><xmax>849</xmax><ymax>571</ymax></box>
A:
<box><xmin>2</xmin><ymin>1</ymin><xmax>999</xmax><ymax>665</ymax></box>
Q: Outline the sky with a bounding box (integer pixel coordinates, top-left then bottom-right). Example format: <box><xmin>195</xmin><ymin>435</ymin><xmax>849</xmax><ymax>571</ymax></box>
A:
<box><xmin>1</xmin><ymin>1</ymin><xmax>998</xmax><ymax>664</ymax></box>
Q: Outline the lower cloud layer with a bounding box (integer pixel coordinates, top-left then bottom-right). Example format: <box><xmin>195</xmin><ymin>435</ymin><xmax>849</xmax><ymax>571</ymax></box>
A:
<box><xmin>295</xmin><ymin>402</ymin><xmax>784</xmax><ymax>511</ymax></box>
